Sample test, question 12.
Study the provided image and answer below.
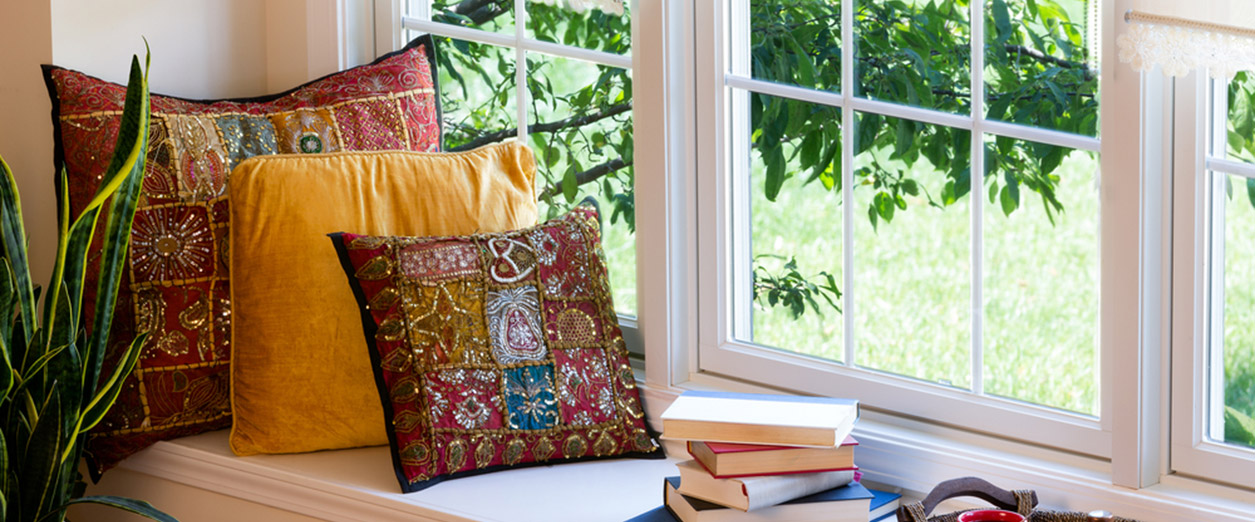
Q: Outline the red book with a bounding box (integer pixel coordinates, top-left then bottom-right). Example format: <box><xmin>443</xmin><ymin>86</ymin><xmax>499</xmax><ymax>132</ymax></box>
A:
<box><xmin>687</xmin><ymin>436</ymin><xmax>858</xmax><ymax>478</ymax></box>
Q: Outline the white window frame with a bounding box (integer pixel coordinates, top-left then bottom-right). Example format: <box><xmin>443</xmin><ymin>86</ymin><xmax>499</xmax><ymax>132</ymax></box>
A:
<box><xmin>693</xmin><ymin>0</ymin><xmax>1143</xmax><ymax>459</ymax></box>
<box><xmin>1169</xmin><ymin>71</ymin><xmax>1255</xmax><ymax>487</ymax></box>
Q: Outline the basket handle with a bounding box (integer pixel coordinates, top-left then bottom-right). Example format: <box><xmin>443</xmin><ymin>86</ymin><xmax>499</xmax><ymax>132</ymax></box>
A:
<box><xmin>899</xmin><ymin>477</ymin><xmax>1039</xmax><ymax>520</ymax></box>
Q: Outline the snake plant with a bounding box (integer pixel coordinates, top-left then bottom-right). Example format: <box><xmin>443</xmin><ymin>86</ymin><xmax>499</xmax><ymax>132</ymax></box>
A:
<box><xmin>0</xmin><ymin>49</ymin><xmax>176</xmax><ymax>522</ymax></box>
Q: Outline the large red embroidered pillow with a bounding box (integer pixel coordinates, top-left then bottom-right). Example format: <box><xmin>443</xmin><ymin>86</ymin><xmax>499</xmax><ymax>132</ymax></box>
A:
<box><xmin>331</xmin><ymin>199</ymin><xmax>661</xmax><ymax>492</ymax></box>
<box><xmin>43</xmin><ymin>35</ymin><xmax>443</xmax><ymax>476</ymax></box>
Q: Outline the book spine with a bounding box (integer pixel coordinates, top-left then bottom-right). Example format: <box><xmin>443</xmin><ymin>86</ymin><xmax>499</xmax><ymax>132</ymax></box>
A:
<box><xmin>742</xmin><ymin>470</ymin><xmax>856</xmax><ymax>511</ymax></box>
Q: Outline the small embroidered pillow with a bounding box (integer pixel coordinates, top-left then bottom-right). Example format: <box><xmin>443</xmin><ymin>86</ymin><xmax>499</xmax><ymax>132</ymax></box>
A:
<box><xmin>331</xmin><ymin>199</ymin><xmax>660</xmax><ymax>492</ymax></box>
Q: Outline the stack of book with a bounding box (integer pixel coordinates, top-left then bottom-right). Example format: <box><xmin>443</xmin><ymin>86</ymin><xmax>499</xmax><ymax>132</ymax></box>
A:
<box><xmin>637</xmin><ymin>391</ymin><xmax>900</xmax><ymax>522</ymax></box>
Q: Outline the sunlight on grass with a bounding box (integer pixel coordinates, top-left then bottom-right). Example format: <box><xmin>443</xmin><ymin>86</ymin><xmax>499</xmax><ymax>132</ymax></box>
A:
<box><xmin>1222</xmin><ymin>173</ymin><xmax>1255</xmax><ymax>442</ymax></box>
<box><xmin>984</xmin><ymin>148</ymin><xmax>1098</xmax><ymax>414</ymax></box>
<box><xmin>747</xmin><ymin>135</ymin><xmax>1101</xmax><ymax>413</ymax></box>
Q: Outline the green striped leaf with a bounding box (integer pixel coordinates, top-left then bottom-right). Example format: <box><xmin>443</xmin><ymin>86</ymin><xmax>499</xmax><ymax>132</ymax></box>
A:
<box><xmin>83</xmin><ymin>55</ymin><xmax>149</xmax><ymax>401</ymax></box>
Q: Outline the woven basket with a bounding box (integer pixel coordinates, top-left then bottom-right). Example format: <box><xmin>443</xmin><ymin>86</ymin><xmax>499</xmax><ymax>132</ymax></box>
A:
<box><xmin>897</xmin><ymin>478</ymin><xmax>1141</xmax><ymax>522</ymax></box>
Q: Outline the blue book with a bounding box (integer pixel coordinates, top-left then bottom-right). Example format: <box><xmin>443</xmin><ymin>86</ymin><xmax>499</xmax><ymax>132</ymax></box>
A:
<box><xmin>868</xmin><ymin>487</ymin><xmax>903</xmax><ymax>521</ymax></box>
<box><xmin>656</xmin><ymin>476</ymin><xmax>879</xmax><ymax>522</ymax></box>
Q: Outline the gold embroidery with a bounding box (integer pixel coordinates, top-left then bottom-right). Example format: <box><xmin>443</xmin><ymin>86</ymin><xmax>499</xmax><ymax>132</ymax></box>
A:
<box><xmin>356</xmin><ymin>255</ymin><xmax>394</xmax><ymax>280</ymax></box>
<box><xmin>562</xmin><ymin>433</ymin><xmax>587</xmax><ymax>459</ymax></box>
<box><xmin>593</xmin><ymin>431</ymin><xmax>617</xmax><ymax>457</ymax></box>
<box><xmin>474</xmin><ymin>438</ymin><xmax>494</xmax><ymax>469</ymax></box>
<box><xmin>376</xmin><ymin>317</ymin><xmax>406</xmax><ymax>342</ymax></box>
<box><xmin>369</xmin><ymin>286</ymin><xmax>400</xmax><ymax>311</ymax></box>
<box><xmin>504</xmin><ymin>439</ymin><xmax>526</xmax><ymax>466</ymax></box>
<box><xmin>533</xmin><ymin>436</ymin><xmax>556</xmax><ymax>462</ymax></box>
<box><xmin>394</xmin><ymin>411</ymin><xmax>424</xmax><ymax>434</ymax></box>
<box><xmin>445</xmin><ymin>438</ymin><xmax>468</xmax><ymax>471</ymax></box>
<box><xmin>349</xmin><ymin>235</ymin><xmax>389</xmax><ymax>250</ymax></box>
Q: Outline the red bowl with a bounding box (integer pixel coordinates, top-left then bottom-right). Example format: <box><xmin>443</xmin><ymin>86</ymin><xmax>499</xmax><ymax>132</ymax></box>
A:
<box><xmin>957</xmin><ymin>510</ymin><xmax>1027</xmax><ymax>522</ymax></box>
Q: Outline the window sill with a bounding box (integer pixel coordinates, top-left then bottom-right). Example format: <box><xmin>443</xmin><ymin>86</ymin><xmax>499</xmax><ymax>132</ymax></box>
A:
<box><xmin>82</xmin><ymin>428</ymin><xmax>681</xmax><ymax>521</ymax></box>
<box><xmin>81</xmin><ymin>379</ymin><xmax>1255</xmax><ymax>522</ymax></box>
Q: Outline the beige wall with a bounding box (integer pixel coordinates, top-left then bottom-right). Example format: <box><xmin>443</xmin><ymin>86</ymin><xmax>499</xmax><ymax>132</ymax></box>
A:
<box><xmin>0</xmin><ymin>0</ymin><xmax>351</xmax><ymax>289</ymax></box>
<box><xmin>0</xmin><ymin>1</ymin><xmax>55</xmax><ymax>287</ymax></box>
<box><xmin>50</xmin><ymin>0</ymin><xmax>269</xmax><ymax>98</ymax></box>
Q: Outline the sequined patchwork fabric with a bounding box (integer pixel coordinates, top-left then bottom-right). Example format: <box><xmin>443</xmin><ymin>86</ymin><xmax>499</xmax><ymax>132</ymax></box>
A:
<box><xmin>44</xmin><ymin>35</ymin><xmax>443</xmax><ymax>477</ymax></box>
<box><xmin>334</xmin><ymin>200</ymin><xmax>660</xmax><ymax>492</ymax></box>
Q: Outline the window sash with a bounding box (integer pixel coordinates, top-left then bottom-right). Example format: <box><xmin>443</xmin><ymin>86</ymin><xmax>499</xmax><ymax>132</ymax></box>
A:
<box><xmin>1170</xmin><ymin>72</ymin><xmax>1255</xmax><ymax>487</ymax></box>
<box><xmin>697</xmin><ymin>0</ymin><xmax>1114</xmax><ymax>457</ymax></box>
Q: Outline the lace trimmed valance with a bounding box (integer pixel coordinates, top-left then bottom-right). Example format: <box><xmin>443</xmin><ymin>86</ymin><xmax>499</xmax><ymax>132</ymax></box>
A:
<box><xmin>1117</xmin><ymin>11</ymin><xmax>1255</xmax><ymax>80</ymax></box>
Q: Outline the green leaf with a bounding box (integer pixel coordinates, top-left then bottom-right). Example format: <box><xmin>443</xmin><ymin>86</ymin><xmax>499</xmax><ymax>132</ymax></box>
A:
<box><xmin>902</xmin><ymin>179</ymin><xmax>920</xmax><ymax>196</ymax></box>
<box><xmin>0</xmin><ymin>156</ymin><xmax>36</xmax><ymax>353</ymax></box>
<box><xmin>799</xmin><ymin>131</ymin><xmax>823</xmax><ymax>173</ymax></box>
<box><xmin>85</xmin><ymin>54</ymin><xmax>150</xmax><ymax>401</ymax></box>
<box><xmin>80</xmin><ymin>333</ymin><xmax>148</xmax><ymax>436</ymax></box>
<box><xmin>22</xmin><ymin>388</ymin><xmax>61</xmax><ymax>518</ymax></box>
<box><xmin>562</xmin><ymin>166</ymin><xmax>579</xmax><ymax>204</ymax></box>
<box><xmin>1000</xmin><ymin>181</ymin><xmax>1020</xmax><ymax>215</ymax></box>
<box><xmin>893</xmin><ymin>119</ymin><xmax>914</xmax><ymax>158</ymax></box>
<box><xmin>1044</xmin><ymin>80</ymin><xmax>1067</xmax><ymax>106</ymax></box>
<box><xmin>764</xmin><ymin>146</ymin><xmax>786</xmax><ymax>201</ymax></box>
<box><xmin>991</xmin><ymin>0</ymin><xmax>1013</xmax><ymax>43</ymax></box>
<box><xmin>1246</xmin><ymin>178</ymin><xmax>1255</xmax><ymax>210</ymax></box>
<box><xmin>62</xmin><ymin>496</ymin><xmax>177</xmax><ymax>522</ymax></box>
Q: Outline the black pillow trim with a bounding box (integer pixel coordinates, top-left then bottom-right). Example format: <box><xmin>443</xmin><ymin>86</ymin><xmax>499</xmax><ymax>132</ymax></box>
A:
<box><xmin>42</xmin><ymin>34</ymin><xmax>442</xmax><ymax>221</ymax></box>
<box><xmin>329</xmin><ymin>227</ymin><xmax>661</xmax><ymax>494</ymax></box>
<box><xmin>329</xmin><ymin>232</ymin><xmax>412</xmax><ymax>492</ymax></box>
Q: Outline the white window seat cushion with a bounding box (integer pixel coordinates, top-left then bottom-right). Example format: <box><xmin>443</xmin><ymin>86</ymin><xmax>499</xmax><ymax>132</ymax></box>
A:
<box><xmin>79</xmin><ymin>429</ymin><xmax>681</xmax><ymax>521</ymax></box>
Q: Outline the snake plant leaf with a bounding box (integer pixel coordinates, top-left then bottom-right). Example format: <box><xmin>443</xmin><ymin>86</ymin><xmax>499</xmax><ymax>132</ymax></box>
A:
<box><xmin>20</xmin><ymin>387</ymin><xmax>61</xmax><ymax>519</ymax></box>
<box><xmin>0</xmin><ymin>259</ymin><xmax>13</xmax><ymax>350</ymax></box>
<box><xmin>0</xmin><ymin>157</ymin><xmax>35</xmax><ymax>354</ymax></box>
<box><xmin>84</xmin><ymin>54</ymin><xmax>149</xmax><ymax>401</ymax></box>
<box><xmin>7</xmin><ymin>345</ymin><xmax>66</xmax><ymax>399</ymax></box>
<box><xmin>78</xmin><ymin>333</ymin><xmax>147</xmax><ymax>436</ymax></box>
<box><xmin>0</xmin><ymin>429</ymin><xmax>7</xmax><ymax>499</ymax></box>
<box><xmin>60</xmin><ymin>206</ymin><xmax>98</xmax><ymax>337</ymax></box>
<box><xmin>0</xmin><ymin>333</ymin><xmax>10</xmax><ymax>402</ymax></box>
<box><xmin>41</xmin><ymin>168</ymin><xmax>75</xmax><ymax>352</ymax></box>
<box><xmin>7</xmin><ymin>468</ymin><xmax>17</xmax><ymax>522</ymax></box>
<box><xmin>45</xmin><ymin>283</ymin><xmax>77</xmax><ymax>391</ymax></box>
<box><xmin>61</xmin><ymin>496</ymin><xmax>177</xmax><ymax>522</ymax></box>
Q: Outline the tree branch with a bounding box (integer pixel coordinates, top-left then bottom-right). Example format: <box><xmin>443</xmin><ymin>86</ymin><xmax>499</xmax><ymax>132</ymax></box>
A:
<box><xmin>449</xmin><ymin>102</ymin><xmax>632</xmax><ymax>152</ymax></box>
<box><xmin>1005</xmin><ymin>44</ymin><xmax>1096</xmax><ymax>80</ymax></box>
<box><xmin>539</xmin><ymin>158</ymin><xmax>632</xmax><ymax>200</ymax></box>
<box><xmin>433</xmin><ymin>0</ymin><xmax>509</xmax><ymax>26</ymax></box>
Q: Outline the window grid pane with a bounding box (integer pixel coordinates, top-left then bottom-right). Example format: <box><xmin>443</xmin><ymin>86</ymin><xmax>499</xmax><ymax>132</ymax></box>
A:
<box><xmin>724</xmin><ymin>0</ymin><xmax>1100</xmax><ymax>416</ymax></box>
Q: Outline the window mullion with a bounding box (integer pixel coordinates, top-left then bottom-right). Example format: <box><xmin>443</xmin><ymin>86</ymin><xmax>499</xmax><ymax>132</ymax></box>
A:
<box><xmin>728</xmin><ymin>0</ymin><xmax>752</xmax><ymax>343</ymax></box>
<box><xmin>970</xmin><ymin>0</ymin><xmax>986</xmax><ymax>396</ymax></box>
<box><xmin>1205</xmin><ymin>78</ymin><xmax>1228</xmax><ymax>442</ymax></box>
<box><xmin>841</xmin><ymin>0</ymin><xmax>855</xmax><ymax>366</ymax></box>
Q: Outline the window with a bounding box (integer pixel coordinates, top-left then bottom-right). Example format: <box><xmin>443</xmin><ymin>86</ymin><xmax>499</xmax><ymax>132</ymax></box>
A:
<box><xmin>1171</xmin><ymin>69</ymin><xmax>1255</xmax><ymax>487</ymax></box>
<box><xmin>697</xmin><ymin>0</ymin><xmax>1113</xmax><ymax>454</ymax></box>
<box><xmin>396</xmin><ymin>0</ymin><xmax>639</xmax><ymax>318</ymax></box>
<box><xmin>379</xmin><ymin>0</ymin><xmax>1255</xmax><ymax>500</ymax></box>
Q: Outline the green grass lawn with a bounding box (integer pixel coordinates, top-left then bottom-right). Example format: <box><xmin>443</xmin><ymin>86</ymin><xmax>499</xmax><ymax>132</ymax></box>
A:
<box><xmin>750</xmin><ymin>137</ymin><xmax>1100</xmax><ymax>415</ymax></box>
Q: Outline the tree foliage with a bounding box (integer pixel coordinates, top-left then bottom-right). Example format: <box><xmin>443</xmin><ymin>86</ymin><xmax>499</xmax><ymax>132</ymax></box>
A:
<box><xmin>426</xmin><ymin>0</ymin><xmax>1100</xmax><ymax>315</ymax></box>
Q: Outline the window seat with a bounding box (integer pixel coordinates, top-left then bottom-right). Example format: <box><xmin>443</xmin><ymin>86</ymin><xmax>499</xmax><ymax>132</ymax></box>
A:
<box><xmin>78</xmin><ymin>428</ymin><xmax>683</xmax><ymax>521</ymax></box>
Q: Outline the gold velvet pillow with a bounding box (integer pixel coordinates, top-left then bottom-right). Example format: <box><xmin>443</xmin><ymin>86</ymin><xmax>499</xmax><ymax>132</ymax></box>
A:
<box><xmin>229</xmin><ymin>141</ymin><xmax>537</xmax><ymax>456</ymax></box>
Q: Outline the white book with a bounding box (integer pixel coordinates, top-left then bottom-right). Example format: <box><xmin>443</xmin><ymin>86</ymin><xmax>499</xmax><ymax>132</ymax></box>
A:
<box><xmin>661</xmin><ymin>391</ymin><xmax>859</xmax><ymax>447</ymax></box>
<box><xmin>675</xmin><ymin>460</ymin><xmax>857</xmax><ymax>511</ymax></box>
